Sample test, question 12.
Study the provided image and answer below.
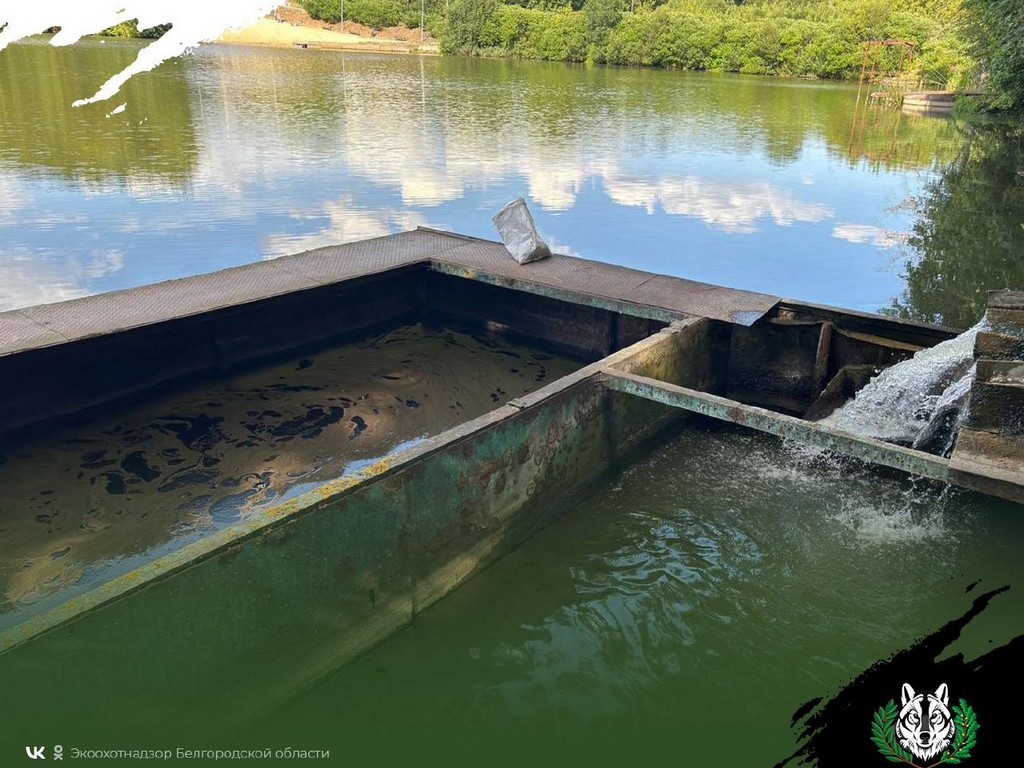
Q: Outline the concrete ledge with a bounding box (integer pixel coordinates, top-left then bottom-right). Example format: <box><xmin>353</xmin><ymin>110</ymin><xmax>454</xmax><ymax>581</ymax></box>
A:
<box><xmin>0</xmin><ymin>312</ymin><xmax>65</xmax><ymax>356</ymax></box>
<box><xmin>1</xmin><ymin>230</ymin><xmax>465</xmax><ymax>357</ymax></box>
<box><xmin>433</xmin><ymin>239</ymin><xmax>778</xmax><ymax>326</ymax></box>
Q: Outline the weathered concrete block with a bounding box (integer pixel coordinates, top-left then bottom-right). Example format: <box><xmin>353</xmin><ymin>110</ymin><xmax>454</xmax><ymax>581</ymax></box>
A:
<box><xmin>977</xmin><ymin>359</ymin><xmax>1024</xmax><ymax>385</ymax></box>
<box><xmin>985</xmin><ymin>307</ymin><xmax>1024</xmax><ymax>330</ymax></box>
<box><xmin>966</xmin><ymin>379</ymin><xmax>1024</xmax><ymax>435</ymax></box>
<box><xmin>951</xmin><ymin>427</ymin><xmax>1024</xmax><ymax>503</ymax></box>
<box><xmin>975</xmin><ymin>330</ymin><xmax>1024</xmax><ymax>361</ymax></box>
<box><xmin>987</xmin><ymin>289</ymin><xmax>1024</xmax><ymax>310</ymax></box>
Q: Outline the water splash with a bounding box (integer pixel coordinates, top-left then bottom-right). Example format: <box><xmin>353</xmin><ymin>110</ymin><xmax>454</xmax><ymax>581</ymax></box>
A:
<box><xmin>0</xmin><ymin>1</ymin><xmax>276</xmax><ymax>107</ymax></box>
<box><xmin>772</xmin><ymin>441</ymin><xmax>957</xmax><ymax>545</ymax></box>
<box><xmin>821</xmin><ymin>321</ymin><xmax>986</xmax><ymax>454</ymax></box>
<box><xmin>831</xmin><ymin>485</ymin><xmax>953</xmax><ymax>545</ymax></box>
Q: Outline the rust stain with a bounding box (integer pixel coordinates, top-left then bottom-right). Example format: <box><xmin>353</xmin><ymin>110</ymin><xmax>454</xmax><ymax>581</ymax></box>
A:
<box><xmin>457</xmin><ymin>499</ymin><xmax>476</xmax><ymax>520</ymax></box>
<box><xmin>514</xmin><ymin>443</ymin><xmax>530</xmax><ymax>465</ymax></box>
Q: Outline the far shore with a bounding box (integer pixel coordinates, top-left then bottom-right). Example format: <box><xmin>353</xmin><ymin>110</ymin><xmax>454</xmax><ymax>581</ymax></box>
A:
<box><xmin>216</xmin><ymin>15</ymin><xmax>439</xmax><ymax>55</ymax></box>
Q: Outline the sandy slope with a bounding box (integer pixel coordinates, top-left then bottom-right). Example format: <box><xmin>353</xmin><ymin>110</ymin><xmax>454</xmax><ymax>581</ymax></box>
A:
<box><xmin>217</xmin><ymin>18</ymin><xmax>369</xmax><ymax>47</ymax></box>
<box><xmin>216</xmin><ymin>3</ymin><xmax>439</xmax><ymax>52</ymax></box>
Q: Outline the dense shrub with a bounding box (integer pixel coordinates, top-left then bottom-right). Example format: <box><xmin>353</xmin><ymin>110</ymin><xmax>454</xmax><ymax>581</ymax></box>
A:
<box><xmin>298</xmin><ymin>0</ymin><xmax>441</xmax><ymax>29</ymax></box>
<box><xmin>477</xmin><ymin>6</ymin><xmax>587</xmax><ymax>60</ymax></box>
<box><xmin>297</xmin><ymin>0</ymin><xmax>343</xmax><ymax>23</ymax></box>
<box><xmin>584</xmin><ymin>0</ymin><xmax>623</xmax><ymax>48</ymax></box>
<box><xmin>967</xmin><ymin>0</ymin><xmax>1024</xmax><ymax>110</ymax></box>
<box><xmin>441</xmin><ymin>0</ymin><xmax>501</xmax><ymax>51</ymax></box>
<box><xmin>292</xmin><ymin>0</ymin><xmax>995</xmax><ymax>91</ymax></box>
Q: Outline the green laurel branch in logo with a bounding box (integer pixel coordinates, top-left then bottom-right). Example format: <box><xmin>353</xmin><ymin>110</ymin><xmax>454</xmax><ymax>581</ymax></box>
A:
<box><xmin>870</xmin><ymin>697</ymin><xmax>980</xmax><ymax>767</ymax></box>
<box><xmin>871</xmin><ymin>699</ymin><xmax>916</xmax><ymax>764</ymax></box>
<box><xmin>940</xmin><ymin>699</ymin><xmax>979</xmax><ymax>765</ymax></box>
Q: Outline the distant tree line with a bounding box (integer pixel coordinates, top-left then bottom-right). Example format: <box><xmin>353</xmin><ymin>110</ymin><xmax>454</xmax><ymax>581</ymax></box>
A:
<box><xmin>298</xmin><ymin>0</ymin><xmax>1024</xmax><ymax>109</ymax></box>
<box><xmin>298</xmin><ymin>0</ymin><xmax>442</xmax><ymax>30</ymax></box>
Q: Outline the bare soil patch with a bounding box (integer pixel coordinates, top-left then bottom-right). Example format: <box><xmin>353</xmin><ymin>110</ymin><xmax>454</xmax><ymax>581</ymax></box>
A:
<box><xmin>272</xmin><ymin>2</ymin><xmax>436</xmax><ymax>45</ymax></box>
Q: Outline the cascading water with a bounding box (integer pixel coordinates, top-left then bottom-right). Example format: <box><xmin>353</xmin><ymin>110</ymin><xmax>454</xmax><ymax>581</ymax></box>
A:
<box><xmin>821</xmin><ymin>320</ymin><xmax>987</xmax><ymax>456</ymax></box>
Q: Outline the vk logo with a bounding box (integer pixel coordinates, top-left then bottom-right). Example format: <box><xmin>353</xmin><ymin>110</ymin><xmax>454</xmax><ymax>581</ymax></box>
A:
<box><xmin>25</xmin><ymin>746</ymin><xmax>46</xmax><ymax>760</ymax></box>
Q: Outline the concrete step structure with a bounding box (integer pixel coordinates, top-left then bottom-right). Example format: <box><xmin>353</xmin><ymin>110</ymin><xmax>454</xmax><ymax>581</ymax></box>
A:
<box><xmin>952</xmin><ymin>290</ymin><xmax>1024</xmax><ymax>486</ymax></box>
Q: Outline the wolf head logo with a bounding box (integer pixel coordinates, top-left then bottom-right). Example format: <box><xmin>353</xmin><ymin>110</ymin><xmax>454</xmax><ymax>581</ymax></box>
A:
<box><xmin>895</xmin><ymin>683</ymin><xmax>956</xmax><ymax>762</ymax></box>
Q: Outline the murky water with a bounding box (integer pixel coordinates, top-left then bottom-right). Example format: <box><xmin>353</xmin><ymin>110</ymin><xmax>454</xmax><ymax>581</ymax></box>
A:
<box><xmin>1</xmin><ymin>39</ymin><xmax>1022</xmax><ymax>326</ymax></box>
<box><xmin>258</xmin><ymin>423</ymin><xmax>1024</xmax><ymax>761</ymax></box>
<box><xmin>0</xmin><ymin>323</ymin><xmax>578</xmax><ymax>622</ymax></box>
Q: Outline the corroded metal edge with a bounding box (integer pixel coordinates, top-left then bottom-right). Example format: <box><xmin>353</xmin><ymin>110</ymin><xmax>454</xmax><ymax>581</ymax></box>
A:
<box><xmin>602</xmin><ymin>369</ymin><xmax>1024</xmax><ymax>505</ymax></box>
<box><xmin>601</xmin><ymin>369</ymin><xmax>953</xmax><ymax>481</ymax></box>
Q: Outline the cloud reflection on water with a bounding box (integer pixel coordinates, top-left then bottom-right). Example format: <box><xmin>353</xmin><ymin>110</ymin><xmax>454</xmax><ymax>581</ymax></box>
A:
<box><xmin>0</xmin><ymin>44</ymin><xmax>958</xmax><ymax>312</ymax></box>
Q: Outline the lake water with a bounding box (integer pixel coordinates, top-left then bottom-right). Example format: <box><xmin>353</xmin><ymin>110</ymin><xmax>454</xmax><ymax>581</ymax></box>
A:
<box><xmin>2</xmin><ymin>37</ymin><xmax>1021</xmax><ymax>328</ymax></box>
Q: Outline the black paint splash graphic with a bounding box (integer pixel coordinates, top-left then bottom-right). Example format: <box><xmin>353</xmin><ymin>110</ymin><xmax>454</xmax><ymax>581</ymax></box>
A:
<box><xmin>777</xmin><ymin>585</ymin><xmax>1024</xmax><ymax>767</ymax></box>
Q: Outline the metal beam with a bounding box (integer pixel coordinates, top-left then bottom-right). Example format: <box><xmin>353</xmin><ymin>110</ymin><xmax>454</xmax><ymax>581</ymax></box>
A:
<box><xmin>601</xmin><ymin>369</ymin><xmax>954</xmax><ymax>482</ymax></box>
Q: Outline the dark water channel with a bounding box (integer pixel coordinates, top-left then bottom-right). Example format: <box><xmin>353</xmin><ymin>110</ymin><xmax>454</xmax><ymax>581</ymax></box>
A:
<box><xmin>0</xmin><ymin>324</ymin><xmax>578</xmax><ymax>625</ymax></box>
<box><xmin>0</xmin><ymin>37</ymin><xmax>1022</xmax><ymax>764</ymax></box>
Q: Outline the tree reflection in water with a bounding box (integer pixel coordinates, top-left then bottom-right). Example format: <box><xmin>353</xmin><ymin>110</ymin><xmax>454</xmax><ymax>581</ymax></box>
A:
<box><xmin>887</xmin><ymin>121</ymin><xmax>1024</xmax><ymax>329</ymax></box>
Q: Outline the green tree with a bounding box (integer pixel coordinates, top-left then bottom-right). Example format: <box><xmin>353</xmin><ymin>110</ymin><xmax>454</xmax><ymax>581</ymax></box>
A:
<box><xmin>441</xmin><ymin>0</ymin><xmax>500</xmax><ymax>51</ymax></box>
<box><xmin>967</xmin><ymin>0</ymin><xmax>1024</xmax><ymax>110</ymax></box>
<box><xmin>297</xmin><ymin>0</ymin><xmax>342</xmax><ymax>22</ymax></box>
<box><xmin>583</xmin><ymin>0</ymin><xmax>623</xmax><ymax>49</ymax></box>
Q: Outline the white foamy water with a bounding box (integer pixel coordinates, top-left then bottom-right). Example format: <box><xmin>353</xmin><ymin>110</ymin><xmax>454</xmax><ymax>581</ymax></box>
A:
<box><xmin>0</xmin><ymin>1</ymin><xmax>275</xmax><ymax>106</ymax></box>
<box><xmin>830</xmin><ymin>478</ymin><xmax>954</xmax><ymax>545</ymax></box>
<box><xmin>761</xmin><ymin>448</ymin><xmax>954</xmax><ymax>545</ymax></box>
<box><xmin>822</xmin><ymin>321</ymin><xmax>986</xmax><ymax>451</ymax></box>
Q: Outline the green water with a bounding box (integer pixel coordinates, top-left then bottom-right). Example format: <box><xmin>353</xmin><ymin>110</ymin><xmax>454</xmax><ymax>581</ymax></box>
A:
<box><xmin>256</xmin><ymin>423</ymin><xmax>1024</xmax><ymax>761</ymax></box>
<box><xmin>1</xmin><ymin>39</ymin><xmax>1022</xmax><ymax>325</ymax></box>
